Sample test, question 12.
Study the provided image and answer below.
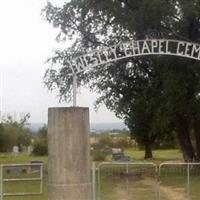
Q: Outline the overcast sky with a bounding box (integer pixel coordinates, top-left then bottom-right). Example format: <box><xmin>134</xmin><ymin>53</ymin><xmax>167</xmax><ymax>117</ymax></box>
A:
<box><xmin>0</xmin><ymin>0</ymin><xmax>122</xmax><ymax>124</ymax></box>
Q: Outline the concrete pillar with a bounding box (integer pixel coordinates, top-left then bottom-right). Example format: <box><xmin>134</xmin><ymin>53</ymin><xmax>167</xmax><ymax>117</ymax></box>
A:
<box><xmin>48</xmin><ymin>107</ymin><xmax>91</xmax><ymax>200</ymax></box>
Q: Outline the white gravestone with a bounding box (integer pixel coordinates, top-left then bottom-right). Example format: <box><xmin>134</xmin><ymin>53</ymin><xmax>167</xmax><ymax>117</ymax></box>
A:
<box><xmin>13</xmin><ymin>146</ymin><xmax>19</xmax><ymax>156</ymax></box>
<box><xmin>28</xmin><ymin>146</ymin><xmax>33</xmax><ymax>155</ymax></box>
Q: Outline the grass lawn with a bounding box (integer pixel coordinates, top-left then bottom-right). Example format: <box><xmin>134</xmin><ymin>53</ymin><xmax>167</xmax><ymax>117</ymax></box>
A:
<box><xmin>124</xmin><ymin>149</ymin><xmax>183</xmax><ymax>164</ymax></box>
<box><xmin>0</xmin><ymin>149</ymin><xmax>199</xmax><ymax>200</ymax></box>
<box><xmin>99</xmin><ymin>149</ymin><xmax>200</xmax><ymax>200</ymax></box>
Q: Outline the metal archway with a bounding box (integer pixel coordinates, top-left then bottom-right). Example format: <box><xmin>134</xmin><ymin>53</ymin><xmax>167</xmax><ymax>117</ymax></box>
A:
<box><xmin>67</xmin><ymin>39</ymin><xmax>200</xmax><ymax>106</ymax></box>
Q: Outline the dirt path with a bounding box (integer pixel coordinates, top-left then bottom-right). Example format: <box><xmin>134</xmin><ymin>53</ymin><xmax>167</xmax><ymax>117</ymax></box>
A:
<box><xmin>159</xmin><ymin>186</ymin><xmax>187</xmax><ymax>200</ymax></box>
<box><xmin>141</xmin><ymin>179</ymin><xmax>187</xmax><ymax>200</ymax></box>
<box><xmin>112</xmin><ymin>183</ymin><xmax>134</xmax><ymax>200</ymax></box>
<box><xmin>105</xmin><ymin>179</ymin><xmax>187</xmax><ymax>200</ymax></box>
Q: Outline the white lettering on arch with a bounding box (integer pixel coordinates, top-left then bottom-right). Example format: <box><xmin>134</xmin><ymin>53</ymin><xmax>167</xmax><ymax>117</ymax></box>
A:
<box><xmin>66</xmin><ymin>39</ymin><xmax>200</xmax><ymax>74</ymax></box>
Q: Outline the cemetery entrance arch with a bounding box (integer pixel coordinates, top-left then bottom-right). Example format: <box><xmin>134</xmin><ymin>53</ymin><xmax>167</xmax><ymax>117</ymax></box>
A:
<box><xmin>65</xmin><ymin>39</ymin><xmax>200</xmax><ymax>106</ymax></box>
<box><xmin>48</xmin><ymin>39</ymin><xmax>200</xmax><ymax>200</ymax></box>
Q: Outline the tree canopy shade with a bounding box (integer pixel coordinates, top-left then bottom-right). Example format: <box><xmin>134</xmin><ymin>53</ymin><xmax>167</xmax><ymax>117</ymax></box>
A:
<box><xmin>43</xmin><ymin>0</ymin><xmax>200</xmax><ymax>160</ymax></box>
<box><xmin>0</xmin><ymin>114</ymin><xmax>31</xmax><ymax>152</ymax></box>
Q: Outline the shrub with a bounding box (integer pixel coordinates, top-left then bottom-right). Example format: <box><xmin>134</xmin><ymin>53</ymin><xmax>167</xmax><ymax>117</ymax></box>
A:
<box><xmin>97</xmin><ymin>134</ymin><xmax>113</xmax><ymax>149</ymax></box>
<box><xmin>92</xmin><ymin>150</ymin><xmax>107</xmax><ymax>161</ymax></box>
<box><xmin>32</xmin><ymin>139</ymin><xmax>47</xmax><ymax>156</ymax></box>
<box><xmin>32</xmin><ymin>125</ymin><xmax>48</xmax><ymax>156</ymax></box>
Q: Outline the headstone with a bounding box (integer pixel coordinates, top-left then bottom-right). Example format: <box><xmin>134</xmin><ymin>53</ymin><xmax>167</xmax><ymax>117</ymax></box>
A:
<box><xmin>13</xmin><ymin>146</ymin><xmax>19</xmax><ymax>156</ymax></box>
<box><xmin>31</xmin><ymin>160</ymin><xmax>43</xmax><ymax>172</ymax></box>
<box><xmin>112</xmin><ymin>148</ymin><xmax>122</xmax><ymax>154</ymax></box>
<box><xmin>6</xmin><ymin>166</ymin><xmax>22</xmax><ymax>174</ymax></box>
<box><xmin>28</xmin><ymin>146</ymin><xmax>33</xmax><ymax>155</ymax></box>
<box><xmin>112</xmin><ymin>152</ymin><xmax>132</xmax><ymax>162</ymax></box>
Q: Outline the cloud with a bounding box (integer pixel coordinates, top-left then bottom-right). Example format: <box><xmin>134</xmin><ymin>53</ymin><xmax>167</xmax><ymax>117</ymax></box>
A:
<box><xmin>0</xmin><ymin>0</ymin><xmax>122</xmax><ymax>124</ymax></box>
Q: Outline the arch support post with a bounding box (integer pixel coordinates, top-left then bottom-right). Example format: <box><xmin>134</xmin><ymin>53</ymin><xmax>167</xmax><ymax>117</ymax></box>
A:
<box><xmin>48</xmin><ymin>107</ymin><xmax>91</xmax><ymax>200</ymax></box>
<box><xmin>73</xmin><ymin>73</ymin><xmax>77</xmax><ymax>107</ymax></box>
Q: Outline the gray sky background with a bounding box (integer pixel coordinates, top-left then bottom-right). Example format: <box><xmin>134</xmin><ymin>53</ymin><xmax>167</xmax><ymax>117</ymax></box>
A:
<box><xmin>0</xmin><ymin>0</ymin><xmax>122</xmax><ymax>124</ymax></box>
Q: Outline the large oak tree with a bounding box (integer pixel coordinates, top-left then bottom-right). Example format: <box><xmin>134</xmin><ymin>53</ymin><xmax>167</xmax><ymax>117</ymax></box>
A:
<box><xmin>43</xmin><ymin>0</ymin><xmax>200</xmax><ymax>160</ymax></box>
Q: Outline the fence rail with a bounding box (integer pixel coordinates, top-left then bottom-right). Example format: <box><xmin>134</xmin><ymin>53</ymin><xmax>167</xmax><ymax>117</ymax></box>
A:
<box><xmin>0</xmin><ymin>162</ymin><xmax>199</xmax><ymax>200</ymax></box>
<box><xmin>159</xmin><ymin>162</ymin><xmax>200</xmax><ymax>200</ymax></box>
<box><xmin>94</xmin><ymin>162</ymin><xmax>158</xmax><ymax>200</ymax></box>
<box><xmin>0</xmin><ymin>163</ymin><xmax>43</xmax><ymax>200</ymax></box>
<box><xmin>92</xmin><ymin>162</ymin><xmax>200</xmax><ymax>200</ymax></box>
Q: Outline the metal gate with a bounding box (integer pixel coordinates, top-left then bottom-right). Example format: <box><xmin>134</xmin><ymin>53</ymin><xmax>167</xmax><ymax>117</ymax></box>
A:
<box><xmin>0</xmin><ymin>163</ymin><xmax>43</xmax><ymax>200</ymax></box>
<box><xmin>93</xmin><ymin>162</ymin><xmax>158</xmax><ymax>200</ymax></box>
<box><xmin>92</xmin><ymin>162</ymin><xmax>200</xmax><ymax>200</ymax></box>
<box><xmin>159</xmin><ymin>162</ymin><xmax>200</xmax><ymax>200</ymax></box>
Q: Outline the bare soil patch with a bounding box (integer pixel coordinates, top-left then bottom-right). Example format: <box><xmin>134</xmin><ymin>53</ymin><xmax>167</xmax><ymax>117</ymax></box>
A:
<box><xmin>142</xmin><ymin>179</ymin><xmax>187</xmax><ymax>200</ymax></box>
<box><xmin>106</xmin><ymin>178</ymin><xmax>188</xmax><ymax>200</ymax></box>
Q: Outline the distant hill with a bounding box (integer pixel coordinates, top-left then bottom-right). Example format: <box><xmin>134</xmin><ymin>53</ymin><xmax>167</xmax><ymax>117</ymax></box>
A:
<box><xmin>28</xmin><ymin>122</ymin><xmax>127</xmax><ymax>133</ymax></box>
<box><xmin>90</xmin><ymin>123</ymin><xmax>127</xmax><ymax>132</ymax></box>
<box><xmin>27</xmin><ymin>123</ymin><xmax>45</xmax><ymax>133</ymax></box>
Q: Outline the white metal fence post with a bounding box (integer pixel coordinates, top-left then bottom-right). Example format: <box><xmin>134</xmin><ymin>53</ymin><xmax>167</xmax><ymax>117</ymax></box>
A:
<box><xmin>92</xmin><ymin>162</ymin><xmax>96</xmax><ymax>200</ymax></box>
<box><xmin>40</xmin><ymin>164</ymin><xmax>43</xmax><ymax>194</ymax></box>
<box><xmin>97</xmin><ymin>165</ymin><xmax>100</xmax><ymax>200</ymax></box>
<box><xmin>97</xmin><ymin>162</ymin><xmax>158</xmax><ymax>200</ymax></box>
<box><xmin>187</xmin><ymin>163</ymin><xmax>190</xmax><ymax>199</ymax></box>
<box><xmin>126</xmin><ymin>163</ymin><xmax>129</xmax><ymax>174</ymax></box>
<box><xmin>158</xmin><ymin>164</ymin><xmax>162</xmax><ymax>200</ymax></box>
<box><xmin>0</xmin><ymin>165</ymin><xmax>3</xmax><ymax>200</ymax></box>
<box><xmin>73</xmin><ymin>73</ymin><xmax>77</xmax><ymax>107</ymax></box>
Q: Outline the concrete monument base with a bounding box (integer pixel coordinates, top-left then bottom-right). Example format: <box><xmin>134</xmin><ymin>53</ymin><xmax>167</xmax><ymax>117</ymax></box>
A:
<box><xmin>48</xmin><ymin>107</ymin><xmax>91</xmax><ymax>200</ymax></box>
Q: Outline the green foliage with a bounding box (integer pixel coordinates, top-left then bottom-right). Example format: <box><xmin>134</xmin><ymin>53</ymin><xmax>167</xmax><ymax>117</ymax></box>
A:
<box><xmin>32</xmin><ymin>139</ymin><xmax>48</xmax><ymax>156</ymax></box>
<box><xmin>32</xmin><ymin>125</ymin><xmax>48</xmax><ymax>156</ymax></box>
<box><xmin>94</xmin><ymin>134</ymin><xmax>113</xmax><ymax>149</ymax></box>
<box><xmin>91</xmin><ymin>132</ymin><xmax>134</xmax><ymax>151</ymax></box>
<box><xmin>0</xmin><ymin>114</ymin><xmax>31</xmax><ymax>152</ymax></box>
<box><xmin>92</xmin><ymin>149</ymin><xmax>107</xmax><ymax>161</ymax></box>
<box><xmin>43</xmin><ymin>0</ymin><xmax>200</xmax><ymax>160</ymax></box>
<box><xmin>112</xmin><ymin>134</ymin><xmax>132</xmax><ymax>149</ymax></box>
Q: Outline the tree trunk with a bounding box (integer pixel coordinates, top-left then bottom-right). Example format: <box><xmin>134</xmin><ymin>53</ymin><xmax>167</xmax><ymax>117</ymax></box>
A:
<box><xmin>194</xmin><ymin>121</ymin><xmax>200</xmax><ymax>161</ymax></box>
<box><xmin>144</xmin><ymin>140</ymin><xmax>153</xmax><ymax>159</ymax></box>
<box><xmin>176</xmin><ymin>116</ymin><xmax>196</xmax><ymax>162</ymax></box>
